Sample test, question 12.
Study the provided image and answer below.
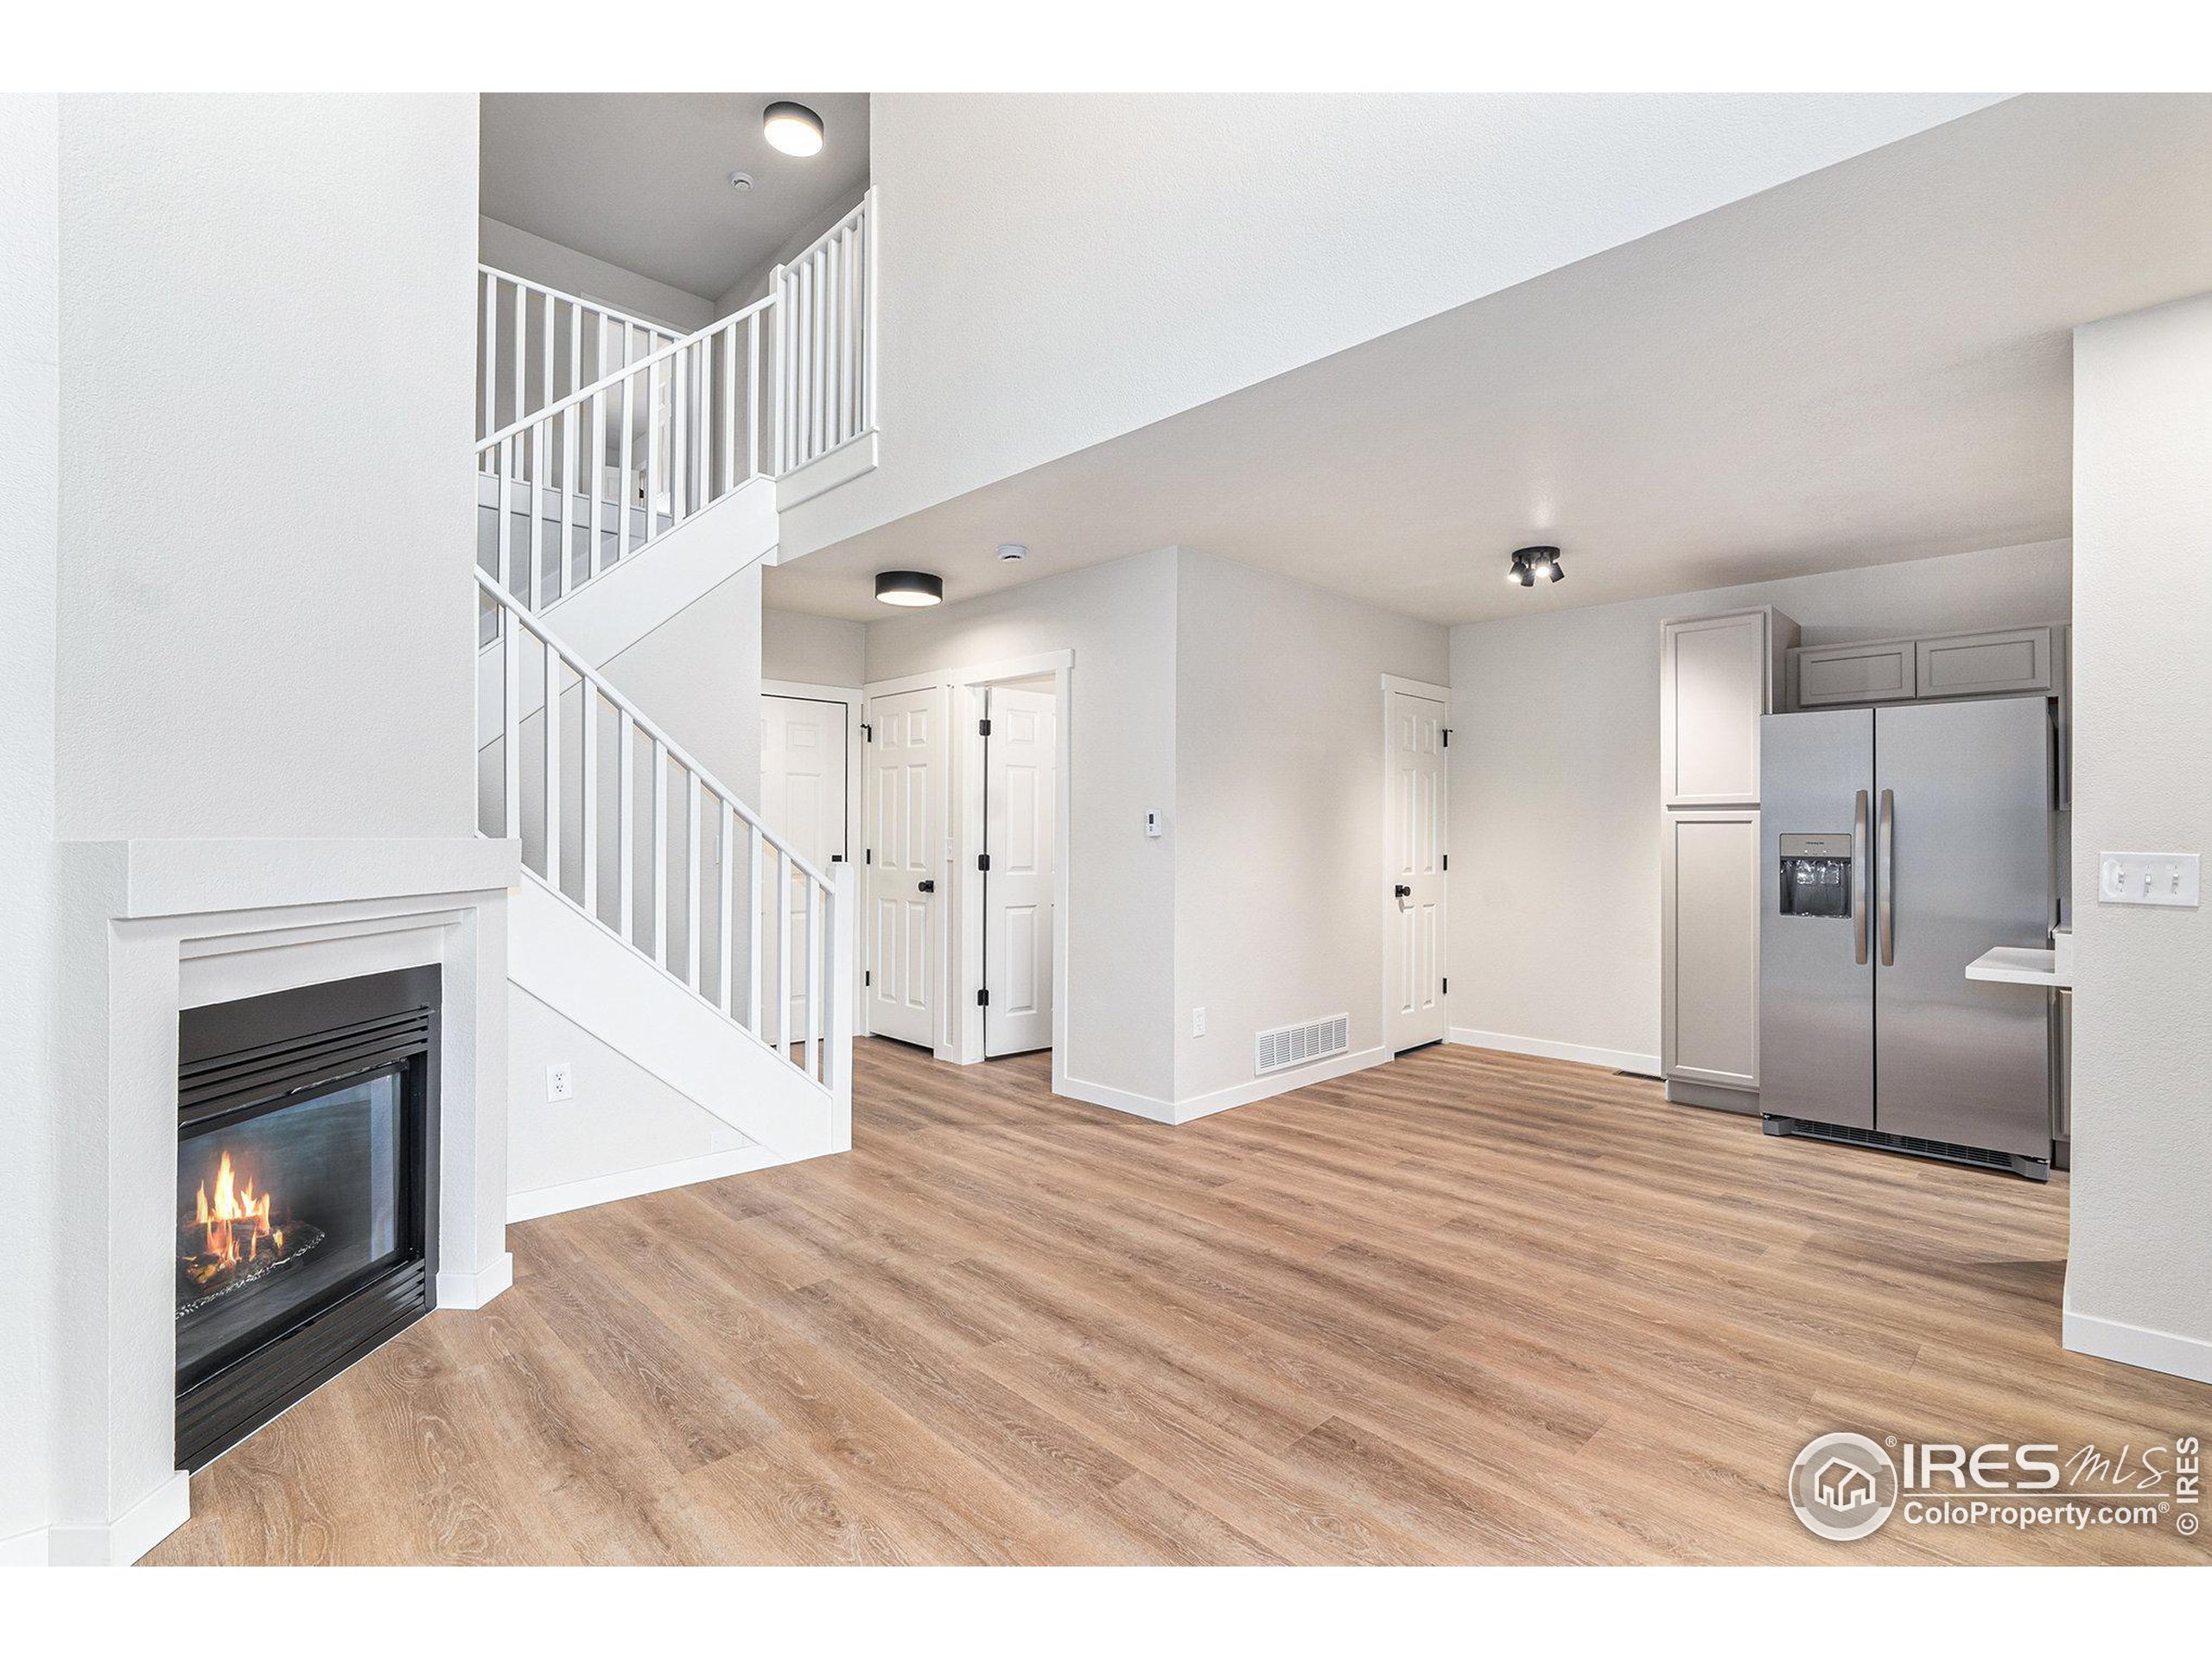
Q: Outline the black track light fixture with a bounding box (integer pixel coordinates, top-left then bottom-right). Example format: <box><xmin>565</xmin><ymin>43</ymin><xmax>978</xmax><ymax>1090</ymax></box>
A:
<box><xmin>1510</xmin><ymin>544</ymin><xmax>1564</xmax><ymax>588</ymax></box>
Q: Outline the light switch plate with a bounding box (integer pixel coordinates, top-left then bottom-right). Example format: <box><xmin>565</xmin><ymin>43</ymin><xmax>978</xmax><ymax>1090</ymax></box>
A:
<box><xmin>2098</xmin><ymin>852</ymin><xmax>2200</xmax><ymax>908</ymax></box>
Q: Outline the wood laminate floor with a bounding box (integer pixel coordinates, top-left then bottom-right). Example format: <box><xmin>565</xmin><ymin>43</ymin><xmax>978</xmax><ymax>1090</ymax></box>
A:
<box><xmin>148</xmin><ymin>1039</ymin><xmax>2210</xmax><ymax>1565</ymax></box>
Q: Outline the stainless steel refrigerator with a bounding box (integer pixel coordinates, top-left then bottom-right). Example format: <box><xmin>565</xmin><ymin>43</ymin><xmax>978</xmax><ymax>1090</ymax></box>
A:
<box><xmin>1759</xmin><ymin>695</ymin><xmax>2054</xmax><ymax>1179</ymax></box>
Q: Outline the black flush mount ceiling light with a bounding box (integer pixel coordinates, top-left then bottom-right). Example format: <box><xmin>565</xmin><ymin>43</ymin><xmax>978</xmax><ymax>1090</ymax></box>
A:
<box><xmin>1508</xmin><ymin>545</ymin><xmax>1565</xmax><ymax>588</ymax></box>
<box><xmin>763</xmin><ymin>100</ymin><xmax>825</xmax><ymax>157</ymax></box>
<box><xmin>875</xmin><ymin>569</ymin><xmax>944</xmax><ymax>607</ymax></box>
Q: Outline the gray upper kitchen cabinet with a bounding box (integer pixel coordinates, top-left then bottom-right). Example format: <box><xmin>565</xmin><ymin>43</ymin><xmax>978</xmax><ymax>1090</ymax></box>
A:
<box><xmin>1786</xmin><ymin>624</ymin><xmax>2061</xmax><ymax>711</ymax></box>
<box><xmin>1660</xmin><ymin>607</ymin><xmax>1800</xmax><ymax>807</ymax></box>
<box><xmin>1916</xmin><ymin>626</ymin><xmax>2055</xmax><ymax>700</ymax></box>
<box><xmin>1795</xmin><ymin>639</ymin><xmax>1916</xmax><ymax>706</ymax></box>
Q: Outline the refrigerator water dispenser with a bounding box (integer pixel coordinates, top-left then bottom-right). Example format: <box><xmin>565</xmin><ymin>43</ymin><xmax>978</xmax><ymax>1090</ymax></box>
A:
<box><xmin>1778</xmin><ymin>832</ymin><xmax>1854</xmax><ymax>919</ymax></box>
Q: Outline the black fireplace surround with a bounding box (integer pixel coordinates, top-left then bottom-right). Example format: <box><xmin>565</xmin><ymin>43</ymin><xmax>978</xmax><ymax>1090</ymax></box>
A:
<box><xmin>175</xmin><ymin>967</ymin><xmax>440</xmax><ymax>1471</ymax></box>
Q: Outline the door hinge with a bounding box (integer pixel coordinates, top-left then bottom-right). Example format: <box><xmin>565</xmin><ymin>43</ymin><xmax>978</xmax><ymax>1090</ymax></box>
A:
<box><xmin>865</xmin><ymin>848</ymin><xmax>873</xmax><ymax>865</ymax></box>
<box><xmin>864</xmin><ymin>969</ymin><xmax>871</xmax><ymax>987</ymax></box>
<box><xmin>977</xmin><ymin>852</ymin><xmax>991</xmax><ymax>872</ymax></box>
<box><xmin>977</xmin><ymin>988</ymin><xmax>990</xmax><ymax>1007</ymax></box>
<box><xmin>978</xmin><ymin>717</ymin><xmax>993</xmax><ymax>736</ymax></box>
<box><xmin>1442</xmin><ymin>976</ymin><xmax>1448</xmax><ymax>995</ymax></box>
<box><xmin>861</xmin><ymin>721</ymin><xmax>873</xmax><ymax>741</ymax></box>
<box><xmin>1442</xmin><ymin>728</ymin><xmax>1452</xmax><ymax>747</ymax></box>
<box><xmin>1442</xmin><ymin>853</ymin><xmax>1448</xmax><ymax>872</ymax></box>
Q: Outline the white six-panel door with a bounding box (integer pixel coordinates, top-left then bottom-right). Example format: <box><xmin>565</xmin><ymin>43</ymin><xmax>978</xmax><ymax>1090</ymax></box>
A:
<box><xmin>865</xmin><ymin>685</ymin><xmax>943</xmax><ymax>1047</ymax></box>
<box><xmin>1386</xmin><ymin>687</ymin><xmax>1448</xmax><ymax>1052</ymax></box>
<box><xmin>760</xmin><ymin>695</ymin><xmax>848</xmax><ymax>1040</ymax></box>
<box><xmin>982</xmin><ymin>684</ymin><xmax>1058</xmax><ymax>1057</ymax></box>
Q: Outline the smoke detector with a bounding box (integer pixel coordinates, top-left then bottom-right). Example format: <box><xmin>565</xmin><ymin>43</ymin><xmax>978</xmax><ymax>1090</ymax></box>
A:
<box><xmin>997</xmin><ymin>543</ymin><xmax>1027</xmax><ymax>562</ymax></box>
<box><xmin>728</xmin><ymin>171</ymin><xmax>755</xmax><ymax>194</ymax></box>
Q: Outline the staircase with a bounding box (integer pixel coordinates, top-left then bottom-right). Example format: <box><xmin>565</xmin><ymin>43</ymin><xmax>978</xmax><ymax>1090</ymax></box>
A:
<box><xmin>473</xmin><ymin>194</ymin><xmax>876</xmax><ymax>1198</ymax></box>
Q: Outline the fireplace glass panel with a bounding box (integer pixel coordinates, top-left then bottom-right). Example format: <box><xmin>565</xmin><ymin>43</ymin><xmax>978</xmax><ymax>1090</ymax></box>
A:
<box><xmin>175</xmin><ymin>1066</ymin><xmax>404</xmax><ymax>1388</ymax></box>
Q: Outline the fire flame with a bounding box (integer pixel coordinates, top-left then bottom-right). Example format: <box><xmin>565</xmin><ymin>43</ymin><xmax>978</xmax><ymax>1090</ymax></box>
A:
<box><xmin>194</xmin><ymin>1151</ymin><xmax>283</xmax><ymax>1266</ymax></box>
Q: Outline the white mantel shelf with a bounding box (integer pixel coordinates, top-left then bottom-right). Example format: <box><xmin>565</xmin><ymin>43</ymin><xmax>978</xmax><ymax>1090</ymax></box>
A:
<box><xmin>1965</xmin><ymin>946</ymin><xmax>2071</xmax><ymax>988</ymax></box>
<box><xmin>71</xmin><ymin>835</ymin><xmax>519</xmax><ymax>918</ymax></box>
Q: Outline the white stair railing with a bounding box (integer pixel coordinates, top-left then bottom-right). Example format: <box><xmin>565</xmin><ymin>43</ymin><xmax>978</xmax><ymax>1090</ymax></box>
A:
<box><xmin>773</xmin><ymin>188</ymin><xmax>876</xmax><ymax>474</ymax></box>
<box><xmin>477</xmin><ymin>567</ymin><xmax>849</xmax><ymax>1096</ymax></box>
<box><xmin>476</xmin><ymin>295</ymin><xmax>775</xmax><ymax>614</ymax></box>
<box><xmin>474</xmin><ymin>190</ymin><xmax>879</xmax><ymax>622</ymax></box>
<box><xmin>478</xmin><ymin>266</ymin><xmax>684</xmax><ymax>449</ymax></box>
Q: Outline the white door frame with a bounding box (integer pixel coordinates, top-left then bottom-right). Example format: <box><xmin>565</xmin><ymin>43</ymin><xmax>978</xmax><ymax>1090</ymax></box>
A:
<box><xmin>1380</xmin><ymin>673</ymin><xmax>1452</xmax><ymax>1059</ymax></box>
<box><xmin>763</xmin><ymin>678</ymin><xmax>864</xmax><ymax>1026</ymax></box>
<box><xmin>865</xmin><ymin>650</ymin><xmax>1074</xmax><ymax>1090</ymax></box>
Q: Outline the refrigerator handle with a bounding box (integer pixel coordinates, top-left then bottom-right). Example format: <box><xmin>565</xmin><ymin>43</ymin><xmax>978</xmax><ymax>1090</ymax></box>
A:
<box><xmin>1878</xmin><ymin>787</ymin><xmax>1896</xmax><ymax>967</ymax></box>
<box><xmin>1853</xmin><ymin>789</ymin><xmax>1871</xmax><ymax>965</ymax></box>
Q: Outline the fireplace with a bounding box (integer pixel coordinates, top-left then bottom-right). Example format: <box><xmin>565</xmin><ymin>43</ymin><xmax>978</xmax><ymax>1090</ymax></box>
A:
<box><xmin>175</xmin><ymin>967</ymin><xmax>441</xmax><ymax>1471</ymax></box>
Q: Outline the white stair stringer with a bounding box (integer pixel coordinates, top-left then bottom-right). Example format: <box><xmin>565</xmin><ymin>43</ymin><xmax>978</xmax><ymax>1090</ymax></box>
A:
<box><xmin>509</xmin><ymin>869</ymin><xmax>850</xmax><ymax>1167</ymax></box>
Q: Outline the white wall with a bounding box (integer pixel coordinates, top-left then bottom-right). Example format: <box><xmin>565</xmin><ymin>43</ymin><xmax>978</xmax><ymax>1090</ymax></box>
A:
<box><xmin>779</xmin><ymin>93</ymin><xmax>1999</xmax><ymax>562</ymax></box>
<box><xmin>1447</xmin><ymin>540</ymin><xmax>2074</xmax><ymax>1068</ymax></box>
<box><xmin>601</xmin><ymin>564</ymin><xmax>766</xmax><ymax>806</ymax></box>
<box><xmin>764</xmin><ymin>606</ymin><xmax>866</xmax><ymax>687</ymax></box>
<box><xmin>855</xmin><ymin>547</ymin><xmax>1447</xmax><ymax>1116</ymax></box>
<box><xmin>711</xmin><ymin>187</ymin><xmax>868</xmax><ymax>320</ymax></box>
<box><xmin>506</xmin><ymin>988</ymin><xmax>752</xmax><ymax>1205</ymax></box>
<box><xmin>54</xmin><ymin>95</ymin><xmax>480</xmax><ymax>840</ymax></box>
<box><xmin>2065</xmin><ymin>294</ymin><xmax>2212</xmax><ymax>1379</ymax></box>
<box><xmin>480</xmin><ymin>214</ymin><xmax>713</xmax><ymax>333</ymax></box>
<box><xmin>1173</xmin><ymin>553</ymin><xmax>1448</xmax><ymax>1104</ymax></box>
<box><xmin>866</xmin><ymin>549</ymin><xmax>1179</xmax><ymax>1103</ymax></box>
<box><xmin>0</xmin><ymin>92</ymin><xmax>60</xmax><ymax>1560</ymax></box>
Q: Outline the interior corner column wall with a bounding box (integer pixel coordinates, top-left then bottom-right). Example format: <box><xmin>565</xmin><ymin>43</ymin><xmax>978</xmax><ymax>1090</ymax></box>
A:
<box><xmin>1169</xmin><ymin>551</ymin><xmax>1448</xmax><ymax>1109</ymax></box>
<box><xmin>2063</xmin><ymin>291</ymin><xmax>2212</xmax><ymax>1382</ymax></box>
<box><xmin>0</xmin><ymin>91</ymin><xmax>62</xmax><ymax>1561</ymax></box>
<box><xmin>862</xmin><ymin>548</ymin><xmax>1181</xmax><ymax>1109</ymax></box>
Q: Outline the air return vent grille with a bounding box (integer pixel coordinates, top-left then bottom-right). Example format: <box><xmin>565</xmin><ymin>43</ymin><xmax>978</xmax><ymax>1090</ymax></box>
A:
<box><xmin>1255</xmin><ymin>1014</ymin><xmax>1351</xmax><ymax>1077</ymax></box>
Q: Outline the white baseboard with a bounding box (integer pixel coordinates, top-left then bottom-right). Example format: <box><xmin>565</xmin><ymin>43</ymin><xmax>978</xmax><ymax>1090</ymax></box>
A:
<box><xmin>2063</xmin><ymin>1303</ymin><xmax>2212</xmax><ymax>1387</ymax></box>
<box><xmin>1447</xmin><ymin>1027</ymin><xmax>1661</xmax><ymax>1077</ymax></box>
<box><xmin>436</xmin><ymin>1250</ymin><xmax>515</xmax><ymax>1310</ymax></box>
<box><xmin>1172</xmin><ymin>1045</ymin><xmax>1389</xmax><ymax>1124</ymax></box>
<box><xmin>0</xmin><ymin>1525</ymin><xmax>49</xmax><ymax>1567</ymax></box>
<box><xmin>1056</xmin><ymin>1074</ymin><xmax>1177</xmax><ymax>1124</ymax></box>
<box><xmin>45</xmin><ymin>1469</ymin><xmax>190</xmax><ymax>1567</ymax></box>
<box><xmin>507</xmin><ymin>1144</ymin><xmax>783</xmax><ymax>1224</ymax></box>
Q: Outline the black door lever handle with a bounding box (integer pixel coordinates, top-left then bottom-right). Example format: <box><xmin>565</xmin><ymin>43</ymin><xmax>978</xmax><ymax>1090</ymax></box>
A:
<box><xmin>918</xmin><ymin>879</ymin><xmax>936</xmax><ymax>893</ymax></box>
<box><xmin>1394</xmin><ymin>884</ymin><xmax>1412</xmax><ymax>899</ymax></box>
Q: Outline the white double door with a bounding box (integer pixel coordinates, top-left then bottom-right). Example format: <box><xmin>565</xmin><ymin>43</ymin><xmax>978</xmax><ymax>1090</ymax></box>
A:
<box><xmin>982</xmin><ymin>684</ymin><xmax>1057</xmax><ymax>1057</ymax></box>
<box><xmin>1385</xmin><ymin>686</ymin><xmax>1448</xmax><ymax>1052</ymax></box>
<box><xmin>760</xmin><ymin>695</ymin><xmax>849</xmax><ymax>1041</ymax></box>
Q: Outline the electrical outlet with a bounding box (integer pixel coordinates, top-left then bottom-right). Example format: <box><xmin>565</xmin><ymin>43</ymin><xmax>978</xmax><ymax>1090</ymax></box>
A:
<box><xmin>1192</xmin><ymin>1007</ymin><xmax>1207</xmax><ymax>1038</ymax></box>
<box><xmin>2099</xmin><ymin>852</ymin><xmax>2200</xmax><ymax>908</ymax></box>
<box><xmin>546</xmin><ymin>1062</ymin><xmax>575</xmax><ymax>1103</ymax></box>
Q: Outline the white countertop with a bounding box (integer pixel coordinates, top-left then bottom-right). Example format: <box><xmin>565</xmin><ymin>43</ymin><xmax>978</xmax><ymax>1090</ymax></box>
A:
<box><xmin>1965</xmin><ymin>946</ymin><xmax>2071</xmax><ymax>988</ymax></box>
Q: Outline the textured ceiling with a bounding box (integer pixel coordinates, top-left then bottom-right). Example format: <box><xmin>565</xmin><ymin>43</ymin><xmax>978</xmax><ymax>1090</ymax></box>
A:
<box><xmin>766</xmin><ymin>96</ymin><xmax>2212</xmax><ymax>625</ymax></box>
<box><xmin>481</xmin><ymin>93</ymin><xmax>870</xmax><ymax>300</ymax></box>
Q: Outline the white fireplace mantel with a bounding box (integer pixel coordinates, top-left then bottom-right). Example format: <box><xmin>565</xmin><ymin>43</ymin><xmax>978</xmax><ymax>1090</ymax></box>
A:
<box><xmin>32</xmin><ymin>836</ymin><xmax>518</xmax><ymax>1567</ymax></box>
